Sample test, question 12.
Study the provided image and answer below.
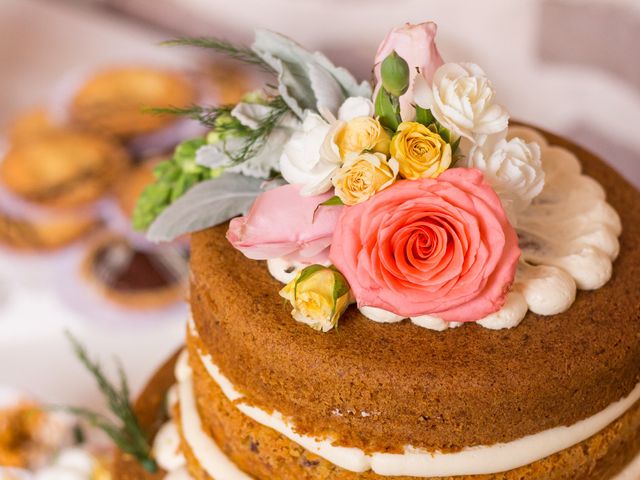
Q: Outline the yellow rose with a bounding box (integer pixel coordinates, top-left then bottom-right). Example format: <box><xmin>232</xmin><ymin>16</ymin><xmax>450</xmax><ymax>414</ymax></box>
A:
<box><xmin>334</xmin><ymin>116</ymin><xmax>390</xmax><ymax>158</ymax></box>
<box><xmin>390</xmin><ymin>122</ymin><xmax>452</xmax><ymax>179</ymax></box>
<box><xmin>279</xmin><ymin>265</ymin><xmax>351</xmax><ymax>332</ymax></box>
<box><xmin>332</xmin><ymin>152</ymin><xmax>398</xmax><ymax>205</ymax></box>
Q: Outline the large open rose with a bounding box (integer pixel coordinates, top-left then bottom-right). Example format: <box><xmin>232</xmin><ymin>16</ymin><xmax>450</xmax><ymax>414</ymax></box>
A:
<box><xmin>329</xmin><ymin>168</ymin><xmax>520</xmax><ymax>321</ymax></box>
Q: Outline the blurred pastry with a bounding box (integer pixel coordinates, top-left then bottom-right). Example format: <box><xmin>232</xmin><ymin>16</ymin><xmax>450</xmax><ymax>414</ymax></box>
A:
<box><xmin>202</xmin><ymin>62</ymin><xmax>254</xmax><ymax>104</ymax></box>
<box><xmin>69</xmin><ymin>67</ymin><xmax>196</xmax><ymax>138</ymax></box>
<box><xmin>0</xmin><ymin>130</ymin><xmax>130</xmax><ymax>209</ymax></box>
<box><xmin>0</xmin><ymin>211</ymin><xmax>97</xmax><ymax>251</ymax></box>
<box><xmin>6</xmin><ymin>107</ymin><xmax>59</xmax><ymax>144</ymax></box>
<box><xmin>81</xmin><ymin>234</ymin><xmax>187</xmax><ymax>310</ymax></box>
<box><xmin>0</xmin><ymin>389</ymin><xmax>76</xmax><ymax>470</ymax></box>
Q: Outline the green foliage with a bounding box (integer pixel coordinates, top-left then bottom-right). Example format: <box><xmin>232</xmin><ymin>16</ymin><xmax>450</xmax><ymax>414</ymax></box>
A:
<box><xmin>375</xmin><ymin>88</ymin><xmax>401</xmax><ymax>131</ymax></box>
<box><xmin>161</xmin><ymin>37</ymin><xmax>274</xmax><ymax>71</ymax></box>
<box><xmin>319</xmin><ymin>195</ymin><xmax>344</xmax><ymax>207</ymax></box>
<box><xmin>225</xmin><ymin>96</ymin><xmax>290</xmax><ymax>165</ymax></box>
<box><xmin>64</xmin><ymin>333</ymin><xmax>157</xmax><ymax>473</ymax></box>
<box><xmin>133</xmin><ymin>138</ymin><xmax>215</xmax><ymax>231</ymax></box>
<box><xmin>415</xmin><ymin>106</ymin><xmax>462</xmax><ymax>157</ymax></box>
<box><xmin>415</xmin><ymin>105</ymin><xmax>436</xmax><ymax>127</ymax></box>
<box><xmin>144</xmin><ymin>104</ymin><xmax>234</xmax><ymax>129</ymax></box>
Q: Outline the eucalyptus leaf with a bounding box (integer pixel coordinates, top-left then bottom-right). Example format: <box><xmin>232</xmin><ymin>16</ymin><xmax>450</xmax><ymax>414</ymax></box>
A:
<box><xmin>311</xmin><ymin>51</ymin><xmax>372</xmax><ymax>99</ymax></box>
<box><xmin>251</xmin><ymin>30</ymin><xmax>371</xmax><ymax>117</ymax></box>
<box><xmin>147</xmin><ymin>174</ymin><xmax>263</xmax><ymax>242</ymax></box>
<box><xmin>307</xmin><ymin>63</ymin><xmax>343</xmax><ymax>114</ymax></box>
<box><xmin>254</xmin><ymin>50</ymin><xmax>313</xmax><ymax>118</ymax></box>
<box><xmin>231</xmin><ymin>102</ymin><xmax>276</xmax><ymax>129</ymax></box>
<box><xmin>195</xmin><ymin>138</ymin><xmax>244</xmax><ymax>170</ymax></box>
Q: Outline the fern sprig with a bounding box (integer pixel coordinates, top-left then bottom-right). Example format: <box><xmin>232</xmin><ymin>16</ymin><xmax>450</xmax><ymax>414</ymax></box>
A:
<box><xmin>161</xmin><ymin>37</ymin><xmax>274</xmax><ymax>71</ymax></box>
<box><xmin>64</xmin><ymin>332</ymin><xmax>157</xmax><ymax>473</ymax></box>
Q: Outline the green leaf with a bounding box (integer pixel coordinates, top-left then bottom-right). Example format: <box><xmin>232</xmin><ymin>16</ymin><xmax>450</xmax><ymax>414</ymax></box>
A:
<box><xmin>375</xmin><ymin>88</ymin><xmax>400</xmax><ymax>131</ymax></box>
<box><xmin>319</xmin><ymin>195</ymin><xmax>344</xmax><ymax>207</ymax></box>
<box><xmin>451</xmin><ymin>136</ymin><xmax>462</xmax><ymax>155</ymax></box>
<box><xmin>293</xmin><ymin>264</ymin><xmax>328</xmax><ymax>301</ymax></box>
<box><xmin>437</xmin><ymin>124</ymin><xmax>452</xmax><ymax>144</ymax></box>
<box><xmin>146</xmin><ymin>174</ymin><xmax>264</xmax><ymax>243</ymax></box>
<box><xmin>415</xmin><ymin>106</ymin><xmax>436</xmax><ymax>127</ymax></box>
<box><xmin>332</xmin><ymin>269</ymin><xmax>351</xmax><ymax>300</ymax></box>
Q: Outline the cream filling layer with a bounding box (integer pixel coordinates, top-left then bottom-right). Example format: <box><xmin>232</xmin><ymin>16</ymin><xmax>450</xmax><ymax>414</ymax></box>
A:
<box><xmin>174</xmin><ymin>351</ymin><xmax>252</xmax><ymax>480</ymax></box>
<box><xmin>189</xmin><ymin>340</ymin><xmax>640</xmax><ymax>477</ymax></box>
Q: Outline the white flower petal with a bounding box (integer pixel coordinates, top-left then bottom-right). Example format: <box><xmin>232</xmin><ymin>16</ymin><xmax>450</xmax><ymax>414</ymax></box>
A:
<box><xmin>338</xmin><ymin>96</ymin><xmax>374</xmax><ymax>121</ymax></box>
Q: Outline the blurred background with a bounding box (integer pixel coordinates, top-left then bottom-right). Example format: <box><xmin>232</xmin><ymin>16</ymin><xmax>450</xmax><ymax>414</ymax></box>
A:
<box><xmin>0</xmin><ymin>0</ymin><xmax>638</xmax><ymax>474</ymax></box>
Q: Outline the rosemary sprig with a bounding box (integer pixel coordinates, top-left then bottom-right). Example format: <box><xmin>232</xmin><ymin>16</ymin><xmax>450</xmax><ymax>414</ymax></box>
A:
<box><xmin>226</xmin><ymin>96</ymin><xmax>290</xmax><ymax>165</ymax></box>
<box><xmin>161</xmin><ymin>37</ymin><xmax>274</xmax><ymax>72</ymax></box>
<box><xmin>143</xmin><ymin>104</ymin><xmax>234</xmax><ymax>129</ymax></box>
<box><xmin>64</xmin><ymin>332</ymin><xmax>157</xmax><ymax>473</ymax></box>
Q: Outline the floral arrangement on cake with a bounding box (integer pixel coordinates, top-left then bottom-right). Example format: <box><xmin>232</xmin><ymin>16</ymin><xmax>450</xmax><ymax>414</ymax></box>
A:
<box><xmin>136</xmin><ymin>22</ymin><xmax>620</xmax><ymax>333</ymax></box>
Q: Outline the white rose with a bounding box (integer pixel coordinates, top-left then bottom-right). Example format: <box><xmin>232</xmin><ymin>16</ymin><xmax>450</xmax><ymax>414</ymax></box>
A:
<box><xmin>466</xmin><ymin>136</ymin><xmax>544</xmax><ymax>222</ymax></box>
<box><xmin>280</xmin><ymin>96</ymin><xmax>374</xmax><ymax>196</ymax></box>
<box><xmin>414</xmin><ymin>62</ymin><xmax>509</xmax><ymax>144</ymax></box>
<box><xmin>279</xmin><ymin>112</ymin><xmax>334</xmax><ymax>195</ymax></box>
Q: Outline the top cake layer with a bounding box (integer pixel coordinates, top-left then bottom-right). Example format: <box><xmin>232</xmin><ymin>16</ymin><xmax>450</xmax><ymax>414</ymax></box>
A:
<box><xmin>189</xmin><ymin>127</ymin><xmax>640</xmax><ymax>453</ymax></box>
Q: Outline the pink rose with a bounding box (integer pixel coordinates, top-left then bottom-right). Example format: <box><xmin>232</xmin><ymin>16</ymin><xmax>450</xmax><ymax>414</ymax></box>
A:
<box><xmin>227</xmin><ymin>184</ymin><xmax>341</xmax><ymax>261</ymax></box>
<box><xmin>374</xmin><ymin>22</ymin><xmax>444</xmax><ymax>120</ymax></box>
<box><xmin>329</xmin><ymin>169</ymin><xmax>520</xmax><ymax>322</ymax></box>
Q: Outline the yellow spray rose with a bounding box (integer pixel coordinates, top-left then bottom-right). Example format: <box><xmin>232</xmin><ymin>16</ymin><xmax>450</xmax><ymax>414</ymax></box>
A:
<box><xmin>332</xmin><ymin>152</ymin><xmax>399</xmax><ymax>205</ymax></box>
<box><xmin>334</xmin><ymin>116</ymin><xmax>390</xmax><ymax>158</ymax></box>
<box><xmin>279</xmin><ymin>265</ymin><xmax>351</xmax><ymax>332</ymax></box>
<box><xmin>390</xmin><ymin>122</ymin><xmax>452</xmax><ymax>179</ymax></box>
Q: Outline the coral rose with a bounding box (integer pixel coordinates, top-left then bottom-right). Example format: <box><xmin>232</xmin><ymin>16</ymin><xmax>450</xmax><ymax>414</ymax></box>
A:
<box><xmin>227</xmin><ymin>184</ymin><xmax>341</xmax><ymax>260</ymax></box>
<box><xmin>329</xmin><ymin>168</ymin><xmax>520</xmax><ymax>321</ymax></box>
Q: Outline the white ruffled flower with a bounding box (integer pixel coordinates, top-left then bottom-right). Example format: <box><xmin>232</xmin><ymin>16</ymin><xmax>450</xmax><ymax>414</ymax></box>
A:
<box><xmin>466</xmin><ymin>136</ymin><xmax>544</xmax><ymax>222</ymax></box>
<box><xmin>414</xmin><ymin>62</ymin><xmax>509</xmax><ymax>144</ymax></box>
<box><xmin>279</xmin><ymin>112</ymin><xmax>334</xmax><ymax>195</ymax></box>
<box><xmin>279</xmin><ymin>96</ymin><xmax>374</xmax><ymax>196</ymax></box>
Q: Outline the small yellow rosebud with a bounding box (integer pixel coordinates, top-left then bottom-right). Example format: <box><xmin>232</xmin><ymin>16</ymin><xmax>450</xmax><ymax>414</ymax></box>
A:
<box><xmin>332</xmin><ymin>152</ymin><xmax>398</xmax><ymax>205</ymax></box>
<box><xmin>334</xmin><ymin>116</ymin><xmax>390</xmax><ymax>159</ymax></box>
<box><xmin>279</xmin><ymin>265</ymin><xmax>351</xmax><ymax>332</ymax></box>
<box><xmin>390</xmin><ymin>121</ymin><xmax>452</xmax><ymax>179</ymax></box>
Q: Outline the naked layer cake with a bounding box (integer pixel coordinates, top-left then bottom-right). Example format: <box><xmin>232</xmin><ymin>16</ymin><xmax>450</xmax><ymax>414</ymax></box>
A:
<box><xmin>114</xmin><ymin>22</ymin><xmax>640</xmax><ymax>480</ymax></box>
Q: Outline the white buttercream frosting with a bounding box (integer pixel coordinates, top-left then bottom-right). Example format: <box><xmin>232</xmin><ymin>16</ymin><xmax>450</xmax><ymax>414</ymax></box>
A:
<box><xmin>174</xmin><ymin>351</ymin><xmax>252</xmax><ymax>480</ymax></box>
<box><xmin>182</xmin><ymin>321</ymin><xmax>640</xmax><ymax>477</ymax></box>
<box><xmin>153</xmin><ymin>422</ymin><xmax>186</xmax><ymax>472</ymax></box>
<box><xmin>355</xmin><ymin>126</ymin><xmax>621</xmax><ymax>330</ymax></box>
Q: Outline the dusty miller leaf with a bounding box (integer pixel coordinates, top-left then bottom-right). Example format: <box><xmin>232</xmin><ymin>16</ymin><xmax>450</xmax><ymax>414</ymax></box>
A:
<box><xmin>147</xmin><ymin>174</ymin><xmax>263</xmax><ymax>242</ymax></box>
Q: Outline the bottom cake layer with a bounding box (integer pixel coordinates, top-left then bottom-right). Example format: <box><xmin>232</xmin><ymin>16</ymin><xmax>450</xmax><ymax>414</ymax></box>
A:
<box><xmin>112</xmin><ymin>351</ymin><xmax>640</xmax><ymax>480</ymax></box>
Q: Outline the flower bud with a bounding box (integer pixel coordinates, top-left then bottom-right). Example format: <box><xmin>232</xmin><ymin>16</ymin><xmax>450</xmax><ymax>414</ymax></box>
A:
<box><xmin>381</xmin><ymin>51</ymin><xmax>410</xmax><ymax>97</ymax></box>
<box><xmin>279</xmin><ymin>265</ymin><xmax>351</xmax><ymax>332</ymax></box>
